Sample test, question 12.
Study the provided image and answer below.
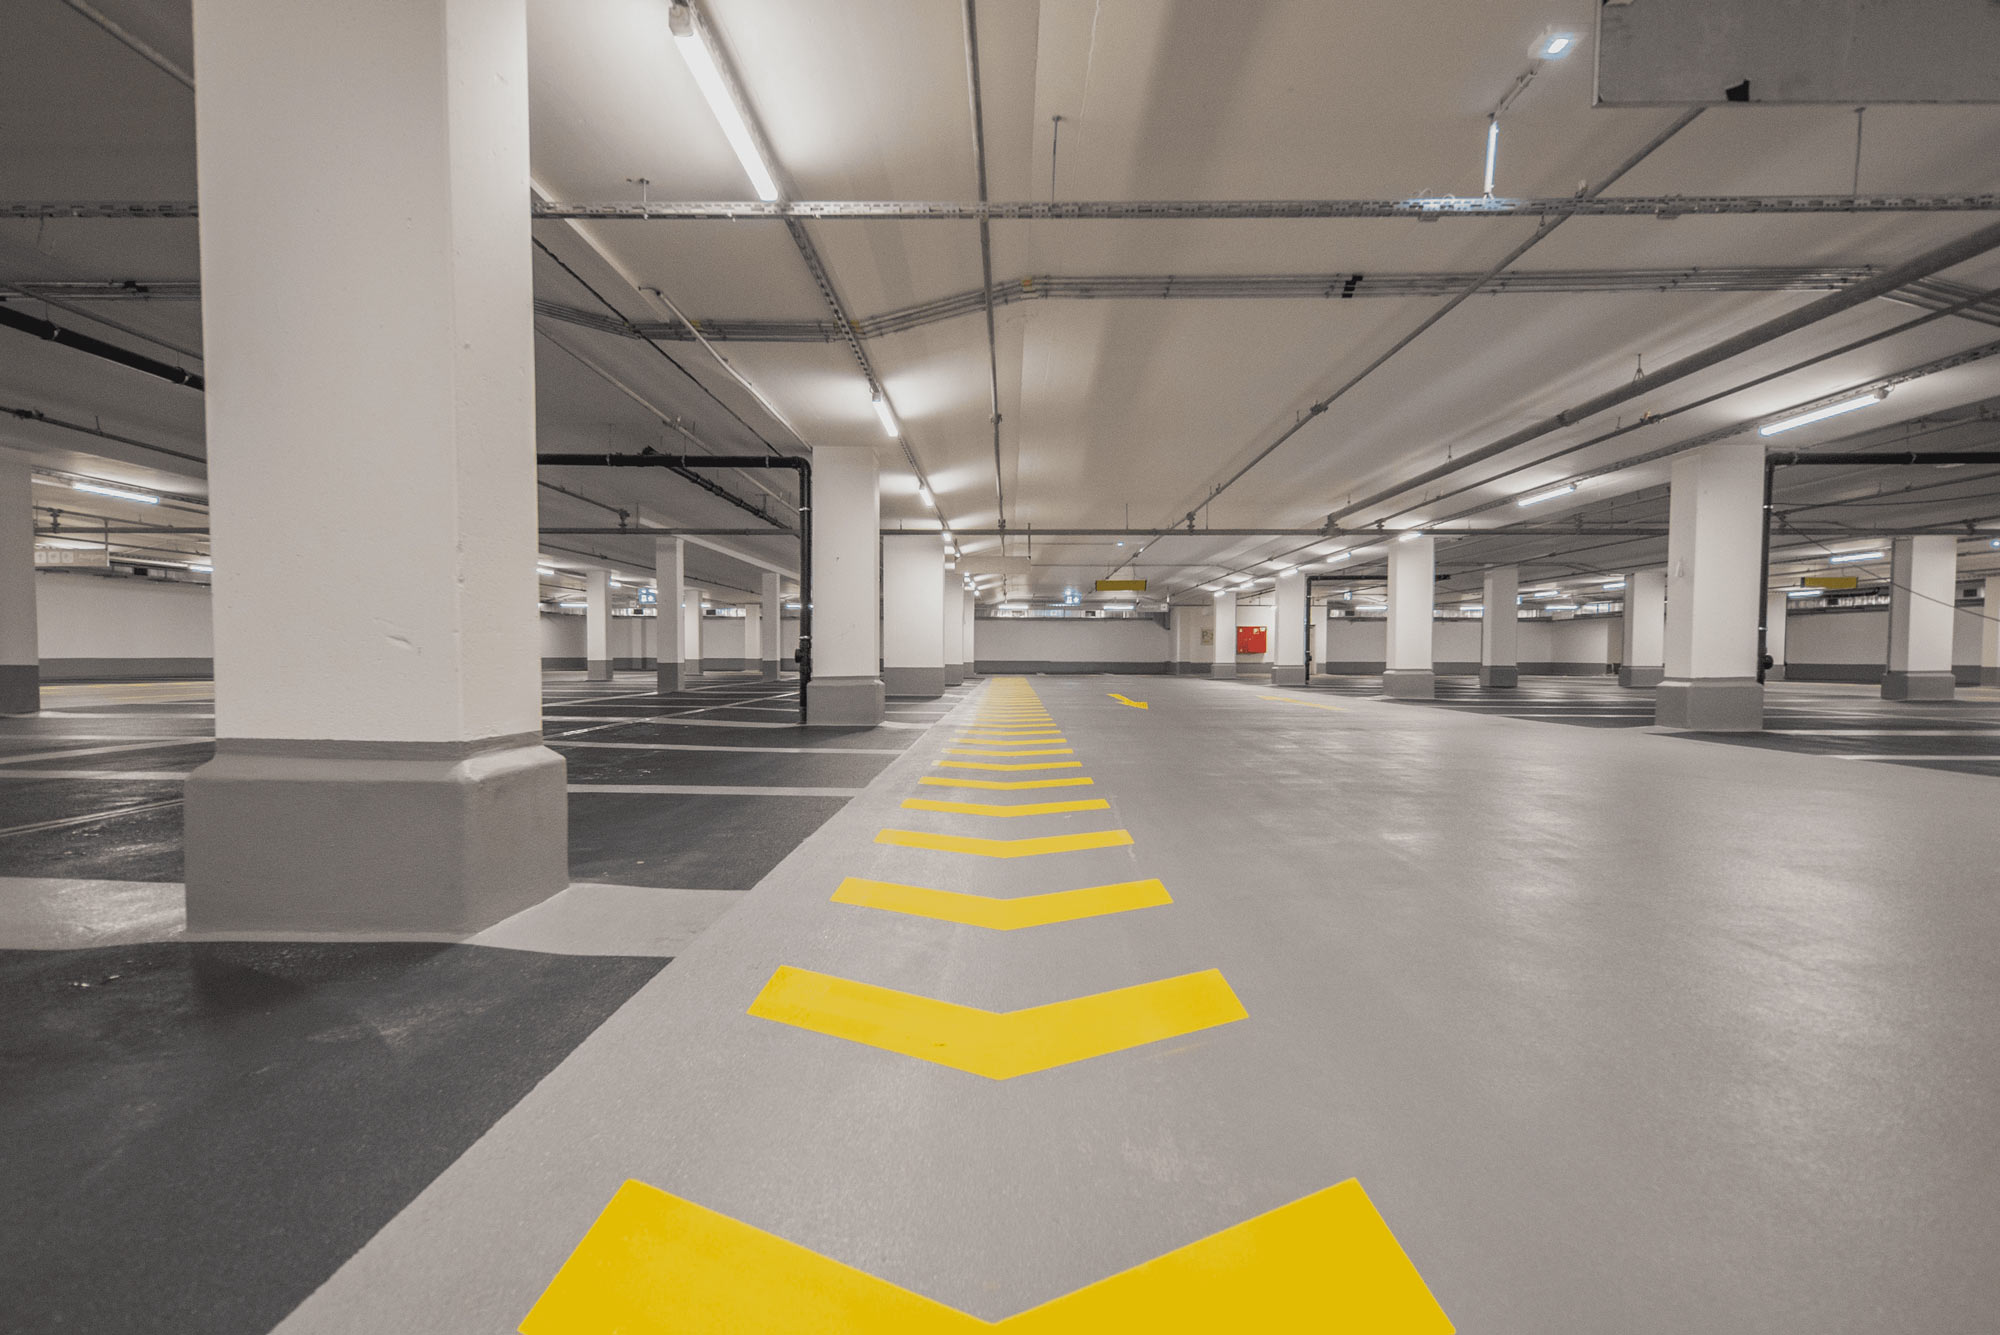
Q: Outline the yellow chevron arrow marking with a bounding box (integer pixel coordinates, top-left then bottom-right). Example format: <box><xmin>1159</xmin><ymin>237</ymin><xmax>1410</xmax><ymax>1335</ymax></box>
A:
<box><xmin>977</xmin><ymin>715</ymin><xmax>1053</xmax><ymax>721</ymax></box>
<box><xmin>832</xmin><ymin>876</ymin><xmax>1170</xmax><ymax>928</ymax></box>
<box><xmin>876</xmin><ymin>828</ymin><xmax>1132</xmax><ymax>857</ymax></box>
<box><xmin>900</xmin><ymin>797</ymin><xmax>1109</xmax><ymax>818</ymax></box>
<box><xmin>937</xmin><ymin>760</ymin><xmax>1082</xmax><ymax>771</ymax></box>
<box><xmin>1260</xmin><ymin>694</ymin><xmax>1346</xmax><ymax>712</ymax></box>
<box><xmin>961</xmin><ymin>731</ymin><xmax>1065</xmax><ymax>739</ymax></box>
<box><xmin>1107</xmin><ymin>693</ymin><xmax>1149</xmax><ymax>709</ymax></box>
<box><xmin>521</xmin><ymin>1177</ymin><xmax>1452</xmax><ymax>1334</ymax></box>
<box><xmin>747</xmin><ymin>965</ymin><xmax>1242</xmax><ymax>1078</ymax></box>
<box><xmin>962</xmin><ymin>726</ymin><xmax>1063</xmax><ymax>733</ymax></box>
<box><xmin>946</xmin><ymin>747</ymin><xmax>1074</xmax><ymax>757</ymax></box>
<box><xmin>918</xmin><ymin>775</ymin><xmax>1094</xmax><ymax>790</ymax></box>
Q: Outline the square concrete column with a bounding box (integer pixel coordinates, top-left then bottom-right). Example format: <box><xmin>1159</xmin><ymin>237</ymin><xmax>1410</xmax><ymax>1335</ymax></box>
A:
<box><xmin>184</xmin><ymin>0</ymin><xmax>565</xmax><ymax>935</ymax></box>
<box><xmin>942</xmin><ymin>565</ymin><xmax>965</xmax><ymax>686</ymax></box>
<box><xmin>584</xmin><ymin>569</ymin><xmax>612</xmax><ymax>681</ymax></box>
<box><xmin>758</xmin><ymin>570</ymin><xmax>783</xmax><ymax>679</ymax></box>
<box><xmin>806</xmin><ymin>444</ymin><xmax>884</xmax><ymax>725</ymax></box>
<box><xmin>1479</xmin><ymin>565</ymin><xmax>1518</xmax><ymax>688</ymax></box>
<box><xmin>1657</xmin><ymin>443</ymin><xmax>1763</xmax><ymax>731</ymax></box>
<box><xmin>1211</xmin><ymin>589</ymin><xmax>1237</xmax><ymax>677</ymax></box>
<box><xmin>1982</xmin><ymin>576</ymin><xmax>2000</xmax><ymax>688</ymax></box>
<box><xmin>882</xmin><ymin>534</ymin><xmax>947</xmax><ymax>698</ymax></box>
<box><xmin>683</xmin><ymin>598</ymin><xmax>703</xmax><ymax>678</ymax></box>
<box><xmin>1272</xmin><ymin>569</ymin><xmax>1308</xmax><ymax>686</ymax></box>
<box><xmin>0</xmin><ymin>458</ymin><xmax>38</xmax><ymax>716</ymax></box>
<box><xmin>655</xmin><ymin>538</ymin><xmax>686</xmax><ymax>692</ymax></box>
<box><xmin>1763</xmin><ymin>588</ymin><xmax>1789</xmax><ymax>682</ymax></box>
<box><xmin>1884</xmin><ymin>536</ymin><xmax>1957</xmax><ymax>700</ymax></box>
<box><xmin>1620</xmin><ymin>568</ymin><xmax>1666</xmax><ymax>687</ymax></box>
<box><xmin>1385</xmin><ymin>535</ymin><xmax>1435</xmax><ymax>699</ymax></box>
<box><xmin>962</xmin><ymin>588</ymin><xmax>978</xmax><ymax>678</ymax></box>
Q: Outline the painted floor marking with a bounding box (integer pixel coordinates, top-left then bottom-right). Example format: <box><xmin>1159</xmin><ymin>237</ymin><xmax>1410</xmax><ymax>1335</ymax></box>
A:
<box><xmin>831</xmin><ymin>876</ymin><xmax>1170</xmax><ymax>929</ymax></box>
<box><xmin>0</xmin><ymin>798</ymin><xmax>184</xmax><ymax>841</ymax></box>
<box><xmin>876</xmin><ymin>828</ymin><xmax>1133</xmax><ymax>858</ymax></box>
<box><xmin>899</xmin><ymin>797</ymin><xmax>1109</xmax><ymax>818</ymax></box>
<box><xmin>553</xmin><ymin>740</ymin><xmax>904</xmax><ymax>755</ymax></box>
<box><xmin>1107</xmin><ymin>693</ymin><xmax>1149</xmax><ymax>709</ymax></box>
<box><xmin>945</xmin><ymin>747</ymin><xmax>1075</xmax><ymax>757</ymax></box>
<box><xmin>521</xmin><ymin>1178</ymin><xmax>1451</xmax><ymax>1333</ymax></box>
<box><xmin>569</xmin><ymin>783</ymin><xmax>866</xmax><ymax>797</ymax></box>
<box><xmin>746</xmin><ymin>965</ymin><xmax>1243</xmax><ymax>1079</ymax></box>
<box><xmin>0</xmin><ymin>738</ymin><xmax>209</xmax><ymax>767</ymax></box>
<box><xmin>937</xmin><ymin>760</ymin><xmax>1083</xmax><ymax>771</ymax></box>
<box><xmin>1259</xmin><ymin>695</ymin><xmax>1346</xmax><ymax>712</ymax></box>
<box><xmin>918</xmin><ymin>776</ymin><xmax>1094</xmax><ymax>790</ymax></box>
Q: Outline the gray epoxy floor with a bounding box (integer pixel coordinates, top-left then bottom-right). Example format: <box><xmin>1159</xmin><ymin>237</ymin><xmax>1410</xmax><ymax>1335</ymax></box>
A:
<box><xmin>270</xmin><ymin>675</ymin><xmax>2000</xmax><ymax>1333</ymax></box>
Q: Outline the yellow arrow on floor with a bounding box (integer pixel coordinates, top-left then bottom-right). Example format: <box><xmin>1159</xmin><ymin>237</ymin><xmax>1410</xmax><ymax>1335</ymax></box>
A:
<box><xmin>900</xmin><ymin>797</ymin><xmax>1108</xmax><ymax>818</ymax></box>
<box><xmin>876</xmin><ymin>828</ymin><xmax>1132</xmax><ymax>857</ymax></box>
<box><xmin>832</xmin><ymin>876</ymin><xmax>1169</xmax><ymax>928</ymax></box>
<box><xmin>937</xmin><ymin>760</ymin><xmax>1082</xmax><ymax>772</ymax></box>
<box><xmin>746</xmin><ymin>965</ymin><xmax>1242</xmax><ymax>1079</ymax></box>
<box><xmin>946</xmin><ymin>747</ymin><xmax>1075</xmax><ymax>757</ymax></box>
<box><xmin>918</xmin><ymin>775</ymin><xmax>1094</xmax><ymax>790</ymax></box>
<box><xmin>521</xmin><ymin>1179</ymin><xmax>1452</xmax><ymax>1333</ymax></box>
<box><xmin>1107</xmin><ymin>693</ymin><xmax>1149</xmax><ymax>709</ymax></box>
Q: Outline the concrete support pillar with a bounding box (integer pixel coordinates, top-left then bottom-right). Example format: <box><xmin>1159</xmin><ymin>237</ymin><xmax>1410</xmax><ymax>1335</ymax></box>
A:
<box><xmin>882</xmin><ymin>534</ymin><xmax>946</xmax><ymax>698</ymax></box>
<box><xmin>183</xmin><ymin>0</ymin><xmax>565</xmax><ymax>935</ymax></box>
<box><xmin>1657</xmin><ymin>443</ymin><xmax>1763</xmax><ymax>731</ymax></box>
<box><xmin>584</xmin><ymin>569</ymin><xmax>612</xmax><ymax>681</ymax></box>
<box><xmin>942</xmin><ymin>566</ymin><xmax>965</xmax><ymax>687</ymax></box>
<box><xmin>0</xmin><ymin>459</ymin><xmax>38</xmax><ymax>715</ymax></box>
<box><xmin>806</xmin><ymin>445</ymin><xmax>884</xmax><ymax>725</ymax></box>
<box><xmin>1272</xmin><ymin>569</ymin><xmax>1308</xmax><ymax>686</ymax></box>
<box><xmin>1620</xmin><ymin>568</ymin><xmax>1667</xmax><ymax>688</ymax></box>
<box><xmin>1211</xmin><ymin>589</ymin><xmax>1237</xmax><ymax>677</ymax></box>
<box><xmin>760</xmin><ymin>570</ymin><xmax>783</xmax><ymax>680</ymax></box>
<box><xmin>1479</xmin><ymin>565</ymin><xmax>1518</xmax><ymax>688</ymax></box>
<box><xmin>962</xmin><ymin>588</ymin><xmax>978</xmax><ymax>678</ymax></box>
<box><xmin>656</xmin><ymin>538</ymin><xmax>686</xmax><ymax>693</ymax></box>
<box><xmin>1385</xmin><ymin>535</ymin><xmax>1435</xmax><ymax>699</ymax></box>
<box><xmin>1981</xmin><ymin>576</ymin><xmax>2000</xmax><ymax>687</ymax></box>
<box><xmin>1883</xmin><ymin>535</ymin><xmax>1957</xmax><ymax>700</ymax></box>
<box><xmin>683</xmin><ymin>598</ymin><xmax>703</xmax><ymax>678</ymax></box>
<box><xmin>1763</xmin><ymin>589</ymin><xmax>1789</xmax><ymax>682</ymax></box>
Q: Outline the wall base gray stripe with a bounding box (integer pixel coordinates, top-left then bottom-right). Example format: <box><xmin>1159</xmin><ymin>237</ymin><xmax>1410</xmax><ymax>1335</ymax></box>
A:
<box><xmin>39</xmin><ymin>657</ymin><xmax>212</xmax><ymax>682</ymax></box>
<box><xmin>1518</xmin><ymin>662</ymin><xmax>1616</xmax><ymax>677</ymax></box>
<box><xmin>972</xmin><ymin>661</ymin><xmax>1170</xmax><ymax>675</ymax></box>
<box><xmin>1782</xmin><ymin>663</ymin><xmax>1883</xmax><ymax>684</ymax></box>
<box><xmin>184</xmin><ymin>739</ymin><xmax>569</xmax><ymax>934</ymax></box>
<box><xmin>542</xmin><ymin>657</ymin><xmax>586</xmax><ymax>671</ymax></box>
<box><xmin>0</xmin><ymin>663</ymin><xmax>38</xmax><ymax>714</ymax></box>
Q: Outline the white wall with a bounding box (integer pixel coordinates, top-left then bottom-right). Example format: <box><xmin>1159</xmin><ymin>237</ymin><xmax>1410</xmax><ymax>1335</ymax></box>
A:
<box><xmin>1319</xmin><ymin>613</ymin><xmax>1616</xmax><ymax>674</ymax></box>
<box><xmin>36</xmin><ymin>573</ymin><xmax>214</xmax><ymax>677</ymax></box>
<box><xmin>701</xmin><ymin>615</ymin><xmax>747</xmax><ymax>664</ymax></box>
<box><xmin>540</xmin><ymin>611</ymin><xmax>584</xmax><ymax>661</ymax></box>
<box><xmin>973</xmin><ymin>616</ymin><xmax>1170</xmax><ymax>670</ymax></box>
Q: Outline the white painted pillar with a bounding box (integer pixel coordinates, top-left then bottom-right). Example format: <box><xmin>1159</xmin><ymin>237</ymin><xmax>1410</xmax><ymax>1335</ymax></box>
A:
<box><xmin>942</xmin><ymin>564</ymin><xmax>965</xmax><ymax>687</ymax></box>
<box><xmin>683</xmin><ymin>598</ymin><xmax>703</xmax><ymax>677</ymax></box>
<box><xmin>655</xmin><ymin>538</ymin><xmax>686</xmax><ymax>692</ymax></box>
<box><xmin>1479</xmin><ymin>565</ymin><xmax>1518</xmax><ymax>688</ymax></box>
<box><xmin>759</xmin><ymin>570</ymin><xmax>783</xmax><ymax>680</ymax></box>
<box><xmin>584</xmin><ymin>569</ymin><xmax>611</xmax><ymax>681</ymax></box>
<box><xmin>1272</xmin><ymin>569</ymin><xmax>1308</xmax><ymax>686</ymax></box>
<box><xmin>1658</xmin><ymin>443</ymin><xmax>1764</xmax><ymax>730</ymax></box>
<box><xmin>806</xmin><ymin>444</ymin><xmax>883</xmax><ymax>724</ymax></box>
<box><xmin>1385</xmin><ymin>535</ymin><xmax>1436</xmax><ymax>699</ymax></box>
<box><xmin>1620</xmin><ymin>568</ymin><xmax>1667</xmax><ymax>688</ymax></box>
<box><xmin>0</xmin><ymin>459</ymin><xmax>38</xmax><ymax>715</ymax></box>
<box><xmin>962</xmin><ymin>588</ymin><xmax>978</xmax><ymax>678</ymax></box>
<box><xmin>882</xmin><ymin>533</ymin><xmax>946</xmax><ymax>698</ymax></box>
<box><xmin>1981</xmin><ymin>576</ymin><xmax>2000</xmax><ymax>688</ymax></box>
<box><xmin>1884</xmin><ymin>535</ymin><xmax>1957</xmax><ymax>700</ymax></box>
<box><xmin>183</xmin><ymin>0</ymin><xmax>564</xmax><ymax>934</ymax></box>
<box><xmin>1211</xmin><ymin>589</ymin><xmax>1237</xmax><ymax>677</ymax></box>
<box><xmin>1763</xmin><ymin>588</ymin><xmax>1789</xmax><ymax>682</ymax></box>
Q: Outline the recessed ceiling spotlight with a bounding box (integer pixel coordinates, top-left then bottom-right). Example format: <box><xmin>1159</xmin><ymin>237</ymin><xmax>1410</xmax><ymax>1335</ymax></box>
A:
<box><xmin>1536</xmin><ymin>30</ymin><xmax>1577</xmax><ymax>58</ymax></box>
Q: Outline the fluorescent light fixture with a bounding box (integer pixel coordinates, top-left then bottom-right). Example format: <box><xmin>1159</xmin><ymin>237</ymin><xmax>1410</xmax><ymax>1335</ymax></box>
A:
<box><xmin>1601</xmin><ymin>580</ymin><xmax>1626</xmax><ymax>590</ymax></box>
<box><xmin>1548</xmin><ymin>602</ymin><xmax>1579</xmax><ymax>611</ymax></box>
<box><xmin>1398</xmin><ymin>530</ymin><xmax>1425</xmax><ymax>542</ymax></box>
<box><xmin>872</xmin><ymin>394</ymin><xmax>899</xmax><ymax>438</ymax></box>
<box><xmin>1530</xmin><ymin>589</ymin><xmax>1563</xmax><ymax>598</ymax></box>
<box><xmin>1462</xmin><ymin>603</ymin><xmax>1484</xmax><ymax>612</ymax></box>
<box><xmin>189</xmin><ymin>563</ymin><xmax>212</xmax><ymax>573</ymax></box>
<box><xmin>918</xmin><ymin>485</ymin><xmax>934</xmax><ymax>508</ymax></box>
<box><xmin>537</xmin><ymin>566</ymin><xmax>556</xmax><ymax>576</ymax></box>
<box><xmin>1263</xmin><ymin>560</ymin><xmax>1289</xmax><ymax>569</ymax></box>
<box><xmin>1540</xmin><ymin>33</ymin><xmax>1574</xmax><ymax>57</ymax></box>
<box><xmin>669</xmin><ymin>4</ymin><xmax>780</xmax><ymax>202</ymax></box>
<box><xmin>999</xmin><ymin>602</ymin><xmax>1027</xmax><ymax>611</ymax></box>
<box><xmin>72</xmin><ymin>481</ymin><xmax>158</xmax><ymax>504</ymax></box>
<box><xmin>557</xmin><ymin>601</ymin><xmax>586</xmax><ymax>609</ymax></box>
<box><xmin>1991</xmin><ymin>539</ymin><xmax>2000</xmax><ymax>549</ymax></box>
<box><xmin>1517</xmin><ymin>483</ymin><xmax>1576</xmax><ymax>507</ymax></box>
<box><xmin>1482</xmin><ymin>118</ymin><xmax>1498</xmax><ymax>195</ymax></box>
<box><xmin>1828</xmin><ymin>550</ymin><xmax>1884</xmax><ymax>564</ymax></box>
<box><xmin>1104</xmin><ymin>603</ymin><xmax>1134</xmax><ymax>612</ymax></box>
<box><xmin>1758</xmin><ymin>392</ymin><xmax>1883</xmax><ymax>436</ymax></box>
<box><xmin>1787</xmin><ymin>588</ymin><xmax>1822</xmax><ymax>598</ymax></box>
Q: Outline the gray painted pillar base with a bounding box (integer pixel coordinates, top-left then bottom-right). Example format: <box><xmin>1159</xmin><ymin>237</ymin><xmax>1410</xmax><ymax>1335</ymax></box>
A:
<box><xmin>0</xmin><ymin>663</ymin><xmax>38</xmax><ymax>715</ymax></box>
<box><xmin>684</xmin><ymin>658</ymin><xmax>703</xmax><ymax>679</ymax></box>
<box><xmin>585</xmin><ymin>659</ymin><xmax>612</xmax><ymax>682</ymax></box>
<box><xmin>1478</xmin><ymin>665</ymin><xmax>1518</xmax><ymax>689</ymax></box>
<box><xmin>1882</xmin><ymin>670</ymin><xmax>1955</xmax><ymax>701</ymax></box>
<box><xmin>1655</xmin><ymin>678</ymin><xmax>1762</xmax><ymax>731</ymax></box>
<box><xmin>1764</xmin><ymin>666</ymin><xmax>1786</xmax><ymax>683</ymax></box>
<box><xmin>1212</xmin><ymin>662</ymin><xmax>1237</xmax><ymax>679</ymax></box>
<box><xmin>1619</xmin><ymin>665</ymin><xmax>1665</xmax><ymax>688</ymax></box>
<box><xmin>806</xmin><ymin>674</ymin><xmax>885</xmax><ymax>726</ymax></box>
<box><xmin>1270</xmin><ymin>665</ymin><xmax>1307</xmax><ymax>687</ymax></box>
<box><xmin>1383</xmin><ymin>669</ymin><xmax>1435</xmax><ymax>700</ymax></box>
<box><xmin>883</xmin><ymin>666</ymin><xmax>946</xmax><ymax>698</ymax></box>
<box><xmin>656</xmin><ymin>662</ymin><xmax>686</xmax><ymax>693</ymax></box>
<box><xmin>184</xmin><ymin>736</ymin><xmax>568</xmax><ymax>935</ymax></box>
<box><xmin>760</xmin><ymin>661</ymin><xmax>781</xmax><ymax>682</ymax></box>
<box><xmin>1983</xmin><ymin>667</ymin><xmax>2000</xmax><ymax>687</ymax></box>
<box><xmin>943</xmin><ymin>664</ymin><xmax>965</xmax><ymax>687</ymax></box>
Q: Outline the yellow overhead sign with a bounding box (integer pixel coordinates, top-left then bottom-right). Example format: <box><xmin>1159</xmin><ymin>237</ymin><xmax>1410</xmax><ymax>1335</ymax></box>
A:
<box><xmin>1095</xmin><ymin>579</ymin><xmax>1147</xmax><ymax>591</ymax></box>
<box><xmin>1802</xmin><ymin>575</ymin><xmax>1859</xmax><ymax>590</ymax></box>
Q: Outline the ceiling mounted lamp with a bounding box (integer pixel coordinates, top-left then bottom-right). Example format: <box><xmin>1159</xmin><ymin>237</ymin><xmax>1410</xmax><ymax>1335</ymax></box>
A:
<box><xmin>872</xmin><ymin>393</ymin><xmax>899</xmax><ymax>438</ymax></box>
<box><xmin>1759</xmin><ymin>392</ymin><xmax>1885</xmax><ymax>436</ymax></box>
<box><xmin>1534</xmin><ymin>28</ymin><xmax>1578</xmax><ymax>59</ymax></box>
<box><xmin>918</xmin><ymin>485</ymin><xmax>935</xmax><ymax>508</ymax></box>
<box><xmin>1398</xmin><ymin>530</ymin><xmax>1426</xmax><ymax>542</ymax></box>
<box><xmin>668</xmin><ymin>1</ymin><xmax>780</xmax><ymax>202</ymax></box>
<box><xmin>1517</xmin><ymin>482</ymin><xmax>1576</xmax><ymax>507</ymax></box>
<box><xmin>1828</xmin><ymin>549</ymin><xmax>1885</xmax><ymax>564</ymax></box>
<box><xmin>72</xmin><ymin>481</ymin><xmax>159</xmax><ymax>504</ymax></box>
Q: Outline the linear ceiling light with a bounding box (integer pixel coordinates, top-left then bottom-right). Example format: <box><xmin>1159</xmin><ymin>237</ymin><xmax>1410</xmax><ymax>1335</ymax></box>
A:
<box><xmin>872</xmin><ymin>394</ymin><xmax>899</xmax><ymax>438</ymax></box>
<box><xmin>1758</xmin><ymin>392</ymin><xmax>1884</xmax><ymax>436</ymax></box>
<box><xmin>72</xmin><ymin>481</ymin><xmax>158</xmax><ymax>504</ymax></box>
<box><xmin>1517</xmin><ymin>482</ymin><xmax>1575</xmax><ymax>507</ymax></box>
<box><xmin>1398</xmin><ymin>530</ymin><xmax>1425</xmax><ymax>542</ymax></box>
<box><xmin>1787</xmin><ymin>588</ymin><xmax>1822</xmax><ymax>598</ymax></box>
<box><xmin>1828</xmin><ymin>550</ymin><xmax>1884</xmax><ymax>564</ymax></box>
<box><xmin>669</xmin><ymin>3</ymin><xmax>780</xmax><ymax>202</ymax></box>
<box><xmin>1482</xmin><ymin>118</ymin><xmax>1499</xmax><ymax>196</ymax></box>
<box><xmin>918</xmin><ymin>485</ymin><xmax>935</xmax><ymax>508</ymax></box>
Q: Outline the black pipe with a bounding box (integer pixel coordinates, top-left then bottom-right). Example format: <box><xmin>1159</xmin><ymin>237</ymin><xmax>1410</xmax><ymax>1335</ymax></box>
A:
<box><xmin>536</xmin><ymin>450</ymin><xmax>812</xmax><ymax>716</ymax></box>
<box><xmin>0</xmin><ymin>303</ymin><xmax>203</xmax><ymax>390</ymax></box>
